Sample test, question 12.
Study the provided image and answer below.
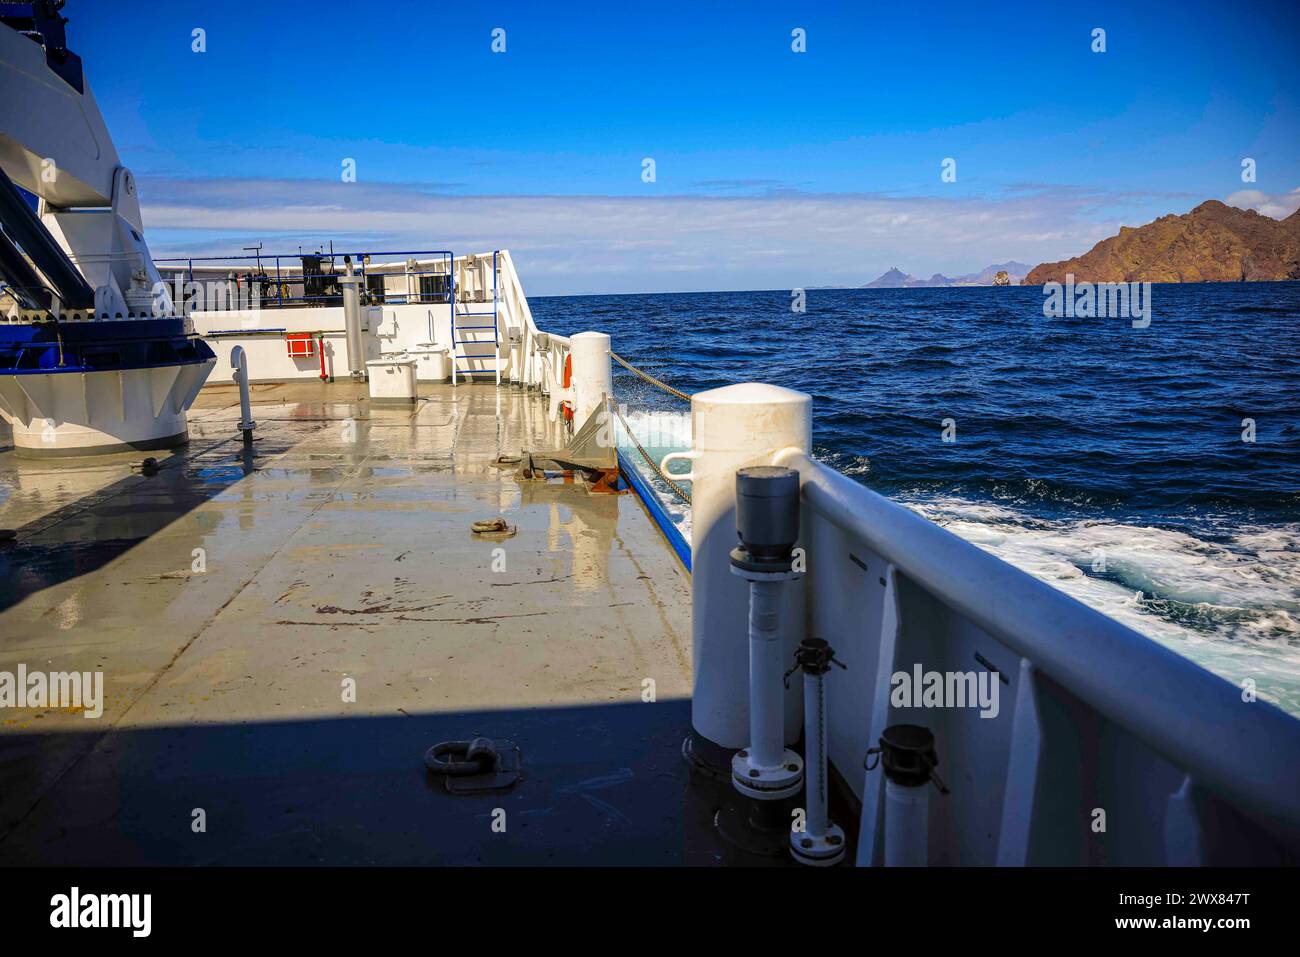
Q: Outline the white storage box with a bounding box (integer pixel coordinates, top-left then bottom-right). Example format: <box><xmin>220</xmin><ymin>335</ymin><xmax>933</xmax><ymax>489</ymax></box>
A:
<box><xmin>408</xmin><ymin>343</ymin><xmax>450</xmax><ymax>382</ymax></box>
<box><xmin>365</xmin><ymin>355</ymin><xmax>418</xmax><ymax>403</ymax></box>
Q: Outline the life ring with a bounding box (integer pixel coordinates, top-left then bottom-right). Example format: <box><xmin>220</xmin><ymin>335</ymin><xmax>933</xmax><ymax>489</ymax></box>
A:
<box><xmin>561</xmin><ymin>354</ymin><xmax>574</xmax><ymax>420</ymax></box>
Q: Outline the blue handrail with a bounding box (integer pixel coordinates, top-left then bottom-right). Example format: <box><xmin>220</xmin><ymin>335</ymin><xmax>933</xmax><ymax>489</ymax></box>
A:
<box><xmin>155</xmin><ymin>249</ymin><xmax>455</xmax><ymax>310</ymax></box>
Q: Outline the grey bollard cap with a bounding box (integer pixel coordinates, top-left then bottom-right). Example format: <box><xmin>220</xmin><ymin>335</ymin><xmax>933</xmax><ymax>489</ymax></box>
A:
<box><xmin>735</xmin><ymin>466</ymin><xmax>800</xmax><ymax>561</ymax></box>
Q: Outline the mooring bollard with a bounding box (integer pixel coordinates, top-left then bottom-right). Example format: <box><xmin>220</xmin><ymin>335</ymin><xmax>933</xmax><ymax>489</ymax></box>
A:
<box><xmin>568</xmin><ymin>331</ymin><xmax>612</xmax><ymax>431</ymax></box>
<box><xmin>230</xmin><ymin>345</ymin><xmax>256</xmax><ymax>445</ymax></box>
<box><xmin>664</xmin><ymin>383</ymin><xmax>811</xmax><ymax>771</ymax></box>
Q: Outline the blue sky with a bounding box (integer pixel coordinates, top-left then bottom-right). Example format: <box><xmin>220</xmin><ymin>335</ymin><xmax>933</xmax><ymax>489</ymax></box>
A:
<box><xmin>65</xmin><ymin>0</ymin><xmax>1300</xmax><ymax>294</ymax></box>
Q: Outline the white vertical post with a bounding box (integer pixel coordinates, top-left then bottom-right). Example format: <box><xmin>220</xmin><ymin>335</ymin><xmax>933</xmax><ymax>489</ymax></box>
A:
<box><xmin>884</xmin><ymin>780</ymin><xmax>930</xmax><ymax>866</ymax></box>
<box><xmin>803</xmin><ymin>671</ymin><xmax>828</xmax><ymax>836</ymax></box>
<box><xmin>667</xmin><ymin>383</ymin><xmax>811</xmax><ymax>759</ymax></box>
<box><xmin>568</xmin><ymin>331</ymin><xmax>611</xmax><ymax>431</ymax></box>
<box><xmin>451</xmin><ymin>257</ymin><xmax>458</xmax><ymax>386</ymax></box>
<box><xmin>339</xmin><ymin>273</ymin><xmax>365</xmax><ymax>379</ymax></box>
<box><xmin>230</xmin><ymin>345</ymin><xmax>256</xmax><ymax>443</ymax></box>
<box><xmin>747</xmin><ymin>580</ymin><xmax>786</xmax><ymax>769</ymax></box>
<box><xmin>789</xmin><ymin>639</ymin><xmax>845</xmax><ymax>866</ymax></box>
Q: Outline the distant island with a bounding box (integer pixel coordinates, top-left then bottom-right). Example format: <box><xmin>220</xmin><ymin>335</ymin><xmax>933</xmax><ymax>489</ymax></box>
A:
<box><xmin>1024</xmin><ymin>200</ymin><xmax>1300</xmax><ymax>284</ymax></box>
<box><xmin>863</xmin><ymin>261</ymin><xmax>1033</xmax><ymax>288</ymax></box>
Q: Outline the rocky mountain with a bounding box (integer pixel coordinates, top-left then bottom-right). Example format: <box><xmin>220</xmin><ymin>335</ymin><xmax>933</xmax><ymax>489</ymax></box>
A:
<box><xmin>863</xmin><ymin>267</ymin><xmax>914</xmax><ymax>288</ymax></box>
<box><xmin>863</xmin><ymin>262</ymin><xmax>1032</xmax><ymax>288</ymax></box>
<box><xmin>1024</xmin><ymin>201</ymin><xmax>1300</xmax><ymax>285</ymax></box>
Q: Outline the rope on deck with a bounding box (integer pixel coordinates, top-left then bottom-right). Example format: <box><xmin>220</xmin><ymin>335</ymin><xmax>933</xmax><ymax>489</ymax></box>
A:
<box><xmin>613</xmin><ymin>404</ymin><xmax>692</xmax><ymax>504</ymax></box>
<box><xmin>610</xmin><ymin>351</ymin><xmax>692</xmax><ymax>402</ymax></box>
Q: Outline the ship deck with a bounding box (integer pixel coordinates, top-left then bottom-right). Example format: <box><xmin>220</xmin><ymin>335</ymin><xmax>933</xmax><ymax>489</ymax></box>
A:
<box><xmin>0</xmin><ymin>379</ymin><xmax>742</xmax><ymax>864</ymax></box>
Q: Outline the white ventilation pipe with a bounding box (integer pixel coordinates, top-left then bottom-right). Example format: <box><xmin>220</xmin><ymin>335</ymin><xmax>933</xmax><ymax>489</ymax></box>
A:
<box><xmin>230</xmin><ymin>345</ymin><xmax>256</xmax><ymax>443</ymax></box>
<box><xmin>745</xmin><ymin>580</ymin><xmax>786</xmax><ymax>770</ymax></box>
<box><xmin>729</xmin><ymin>466</ymin><xmax>804</xmax><ymax>804</ymax></box>
<box><xmin>339</xmin><ymin>272</ymin><xmax>365</xmax><ymax>379</ymax></box>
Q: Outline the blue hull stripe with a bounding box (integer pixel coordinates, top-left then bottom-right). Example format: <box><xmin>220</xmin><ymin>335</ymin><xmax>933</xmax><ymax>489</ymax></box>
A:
<box><xmin>618</xmin><ymin>449</ymin><xmax>691</xmax><ymax>573</ymax></box>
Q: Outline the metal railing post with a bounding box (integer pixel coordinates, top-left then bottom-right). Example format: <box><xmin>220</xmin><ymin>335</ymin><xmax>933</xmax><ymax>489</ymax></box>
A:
<box><xmin>493</xmin><ymin>250</ymin><xmax>500</xmax><ymax>386</ymax></box>
<box><xmin>450</xmin><ymin>253</ymin><xmax>457</xmax><ymax>385</ymax></box>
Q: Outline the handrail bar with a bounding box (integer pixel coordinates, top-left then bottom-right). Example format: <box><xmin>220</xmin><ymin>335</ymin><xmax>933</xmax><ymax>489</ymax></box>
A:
<box><xmin>156</xmin><ymin>249</ymin><xmax>454</xmax><ymax>265</ymax></box>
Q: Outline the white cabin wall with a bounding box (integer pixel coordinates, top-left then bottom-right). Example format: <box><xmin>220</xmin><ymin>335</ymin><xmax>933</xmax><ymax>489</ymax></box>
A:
<box><xmin>192</xmin><ymin>303</ymin><xmax>452</xmax><ymax>383</ymax></box>
<box><xmin>374</xmin><ymin>302</ymin><xmax>454</xmax><ymax>380</ymax></box>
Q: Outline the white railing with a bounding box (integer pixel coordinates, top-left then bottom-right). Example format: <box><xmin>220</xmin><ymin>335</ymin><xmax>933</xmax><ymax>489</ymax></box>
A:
<box><xmin>496</xmin><ymin>249</ymin><xmax>571</xmax><ymax>414</ymax></box>
<box><xmin>665</xmin><ymin>382</ymin><xmax>1300</xmax><ymax>865</ymax></box>
<box><xmin>776</xmin><ymin>449</ymin><xmax>1300</xmax><ymax>864</ymax></box>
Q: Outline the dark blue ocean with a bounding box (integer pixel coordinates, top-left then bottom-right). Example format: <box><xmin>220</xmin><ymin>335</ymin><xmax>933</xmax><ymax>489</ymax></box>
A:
<box><xmin>532</xmin><ymin>282</ymin><xmax>1300</xmax><ymax>712</ymax></box>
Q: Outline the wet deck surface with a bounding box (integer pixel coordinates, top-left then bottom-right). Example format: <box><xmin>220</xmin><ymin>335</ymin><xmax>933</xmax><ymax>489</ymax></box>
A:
<box><xmin>0</xmin><ymin>380</ymin><xmax>726</xmax><ymax>864</ymax></box>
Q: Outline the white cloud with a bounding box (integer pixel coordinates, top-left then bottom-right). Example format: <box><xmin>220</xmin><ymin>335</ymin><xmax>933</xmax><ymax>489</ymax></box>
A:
<box><xmin>138</xmin><ymin>177</ymin><xmax>1185</xmax><ymax>295</ymax></box>
<box><xmin>1225</xmin><ymin>187</ymin><xmax>1300</xmax><ymax>220</ymax></box>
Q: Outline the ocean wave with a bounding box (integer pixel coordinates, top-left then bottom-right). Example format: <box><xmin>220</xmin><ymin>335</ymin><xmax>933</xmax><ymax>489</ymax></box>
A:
<box><xmin>900</xmin><ymin>494</ymin><xmax>1300</xmax><ymax>712</ymax></box>
<box><xmin>535</xmin><ymin>283</ymin><xmax>1300</xmax><ymax>713</ymax></box>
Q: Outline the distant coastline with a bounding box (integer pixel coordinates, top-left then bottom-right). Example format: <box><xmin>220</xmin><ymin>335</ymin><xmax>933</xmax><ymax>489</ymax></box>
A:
<box><xmin>849</xmin><ymin>199</ymin><xmax>1300</xmax><ymax>291</ymax></box>
<box><xmin>862</xmin><ymin>262</ymin><xmax>1032</xmax><ymax>289</ymax></box>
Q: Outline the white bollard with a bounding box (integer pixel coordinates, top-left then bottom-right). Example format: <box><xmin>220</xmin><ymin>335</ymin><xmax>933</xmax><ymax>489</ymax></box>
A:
<box><xmin>568</xmin><ymin>331</ymin><xmax>612</xmax><ymax>431</ymax></box>
<box><xmin>663</xmin><ymin>383</ymin><xmax>811</xmax><ymax>762</ymax></box>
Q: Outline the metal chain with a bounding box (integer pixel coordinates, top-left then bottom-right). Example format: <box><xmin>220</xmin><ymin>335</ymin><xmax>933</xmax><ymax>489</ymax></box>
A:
<box><xmin>610</xmin><ymin>351</ymin><xmax>692</xmax><ymax>402</ymax></box>
<box><xmin>613</xmin><ymin>405</ymin><xmax>692</xmax><ymax>504</ymax></box>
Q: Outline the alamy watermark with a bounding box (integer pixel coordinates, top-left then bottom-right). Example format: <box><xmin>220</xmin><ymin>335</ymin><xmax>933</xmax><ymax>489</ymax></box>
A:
<box><xmin>1042</xmin><ymin>274</ymin><xmax>1151</xmax><ymax>328</ymax></box>
<box><xmin>0</xmin><ymin>664</ymin><xmax>103</xmax><ymax>718</ymax></box>
<box><xmin>152</xmin><ymin>275</ymin><xmax>264</xmax><ymax>316</ymax></box>
<box><xmin>891</xmin><ymin>663</ymin><xmax>1000</xmax><ymax>718</ymax></box>
<box><xmin>50</xmin><ymin>887</ymin><xmax>150</xmax><ymax>937</ymax></box>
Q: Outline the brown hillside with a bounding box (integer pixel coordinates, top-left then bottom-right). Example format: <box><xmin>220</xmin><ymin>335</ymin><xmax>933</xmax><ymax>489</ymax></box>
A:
<box><xmin>1024</xmin><ymin>201</ymin><xmax>1300</xmax><ymax>284</ymax></box>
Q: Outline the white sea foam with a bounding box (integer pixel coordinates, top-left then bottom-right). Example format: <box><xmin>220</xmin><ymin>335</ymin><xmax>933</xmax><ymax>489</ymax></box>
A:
<box><xmin>618</xmin><ymin>411</ymin><xmax>692</xmax><ymax>539</ymax></box>
<box><xmin>900</xmin><ymin>495</ymin><xmax>1300</xmax><ymax>714</ymax></box>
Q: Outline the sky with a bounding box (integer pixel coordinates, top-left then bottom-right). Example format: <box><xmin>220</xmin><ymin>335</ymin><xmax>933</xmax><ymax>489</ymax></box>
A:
<box><xmin>62</xmin><ymin>0</ymin><xmax>1300</xmax><ymax>294</ymax></box>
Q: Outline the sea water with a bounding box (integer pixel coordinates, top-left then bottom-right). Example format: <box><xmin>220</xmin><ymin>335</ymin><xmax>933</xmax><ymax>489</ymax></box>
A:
<box><xmin>532</xmin><ymin>282</ymin><xmax>1300</xmax><ymax>713</ymax></box>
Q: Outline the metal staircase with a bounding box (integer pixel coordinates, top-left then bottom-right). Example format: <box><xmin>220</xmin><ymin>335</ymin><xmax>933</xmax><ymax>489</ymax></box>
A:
<box><xmin>451</xmin><ymin>251</ymin><xmax>500</xmax><ymax>385</ymax></box>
